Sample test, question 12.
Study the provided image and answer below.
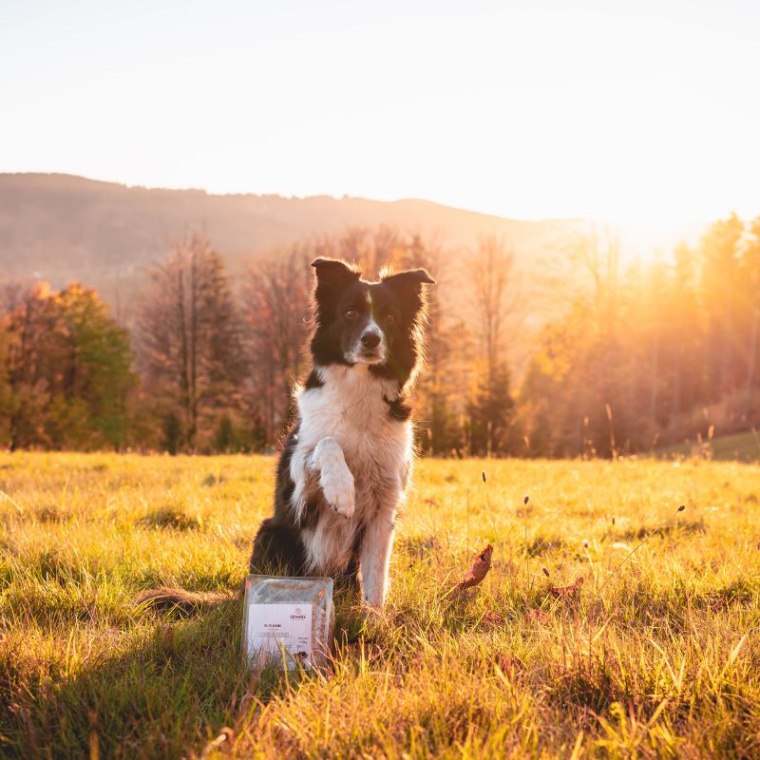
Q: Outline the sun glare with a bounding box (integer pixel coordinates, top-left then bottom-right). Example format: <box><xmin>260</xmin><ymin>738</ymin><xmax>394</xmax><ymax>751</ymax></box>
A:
<box><xmin>2</xmin><ymin>1</ymin><xmax>759</xmax><ymax>246</ymax></box>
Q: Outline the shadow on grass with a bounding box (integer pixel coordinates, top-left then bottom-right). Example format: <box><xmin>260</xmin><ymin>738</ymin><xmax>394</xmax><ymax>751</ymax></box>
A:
<box><xmin>1</xmin><ymin>599</ymin><xmax>244</xmax><ymax>758</ymax></box>
<box><xmin>0</xmin><ymin>588</ymin><xmax>367</xmax><ymax>759</ymax></box>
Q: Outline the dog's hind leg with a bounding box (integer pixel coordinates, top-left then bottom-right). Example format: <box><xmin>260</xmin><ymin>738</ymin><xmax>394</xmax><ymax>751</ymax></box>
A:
<box><xmin>250</xmin><ymin>518</ymin><xmax>307</xmax><ymax>576</ymax></box>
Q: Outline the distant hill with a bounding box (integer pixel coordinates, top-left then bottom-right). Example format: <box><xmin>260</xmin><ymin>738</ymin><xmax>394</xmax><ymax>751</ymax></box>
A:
<box><xmin>0</xmin><ymin>174</ymin><xmax>585</xmax><ymax>353</ymax></box>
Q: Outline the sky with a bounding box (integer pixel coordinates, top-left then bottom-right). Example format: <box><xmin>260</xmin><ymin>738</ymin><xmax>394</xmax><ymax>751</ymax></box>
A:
<box><xmin>2</xmin><ymin>0</ymin><xmax>759</xmax><ymax>242</ymax></box>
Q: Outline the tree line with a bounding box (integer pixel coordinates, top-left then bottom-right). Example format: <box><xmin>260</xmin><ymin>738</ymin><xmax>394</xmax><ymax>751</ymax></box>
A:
<box><xmin>521</xmin><ymin>214</ymin><xmax>760</xmax><ymax>456</ymax></box>
<box><xmin>0</xmin><ymin>216</ymin><xmax>758</xmax><ymax>457</ymax></box>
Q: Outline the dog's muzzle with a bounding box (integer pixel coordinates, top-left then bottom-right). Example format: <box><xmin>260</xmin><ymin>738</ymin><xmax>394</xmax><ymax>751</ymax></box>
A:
<box><xmin>352</xmin><ymin>328</ymin><xmax>386</xmax><ymax>363</ymax></box>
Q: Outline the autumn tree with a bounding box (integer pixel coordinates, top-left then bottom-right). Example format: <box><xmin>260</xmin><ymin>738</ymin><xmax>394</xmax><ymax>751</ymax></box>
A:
<box><xmin>667</xmin><ymin>242</ymin><xmax>704</xmax><ymax>420</ymax></box>
<box><xmin>3</xmin><ymin>283</ymin><xmax>56</xmax><ymax>449</ymax></box>
<box><xmin>0</xmin><ymin>322</ymin><xmax>14</xmax><ymax>443</ymax></box>
<box><xmin>136</xmin><ymin>233</ymin><xmax>246</xmax><ymax>452</ymax></box>
<box><xmin>2</xmin><ymin>282</ymin><xmax>135</xmax><ymax>449</ymax></box>
<box><xmin>741</xmin><ymin>217</ymin><xmax>760</xmax><ymax>417</ymax></box>
<box><xmin>699</xmin><ymin>214</ymin><xmax>744</xmax><ymax>397</ymax></box>
<box><xmin>243</xmin><ymin>245</ymin><xmax>313</xmax><ymax>444</ymax></box>
<box><xmin>332</xmin><ymin>225</ymin><xmax>407</xmax><ymax>278</ymax></box>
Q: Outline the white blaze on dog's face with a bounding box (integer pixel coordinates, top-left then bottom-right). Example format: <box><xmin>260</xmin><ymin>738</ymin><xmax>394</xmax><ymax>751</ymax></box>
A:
<box><xmin>344</xmin><ymin>291</ymin><xmax>387</xmax><ymax>365</ymax></box>
<box><xmin>309</xmin><ymin>258</ymin><xmax>434</xmax><ymax>383</ymax></box>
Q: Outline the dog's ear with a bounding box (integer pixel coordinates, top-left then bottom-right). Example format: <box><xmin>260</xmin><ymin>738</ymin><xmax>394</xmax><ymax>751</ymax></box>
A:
<box><xmin>311</xmin><ymin>258</ymin><xmax>361</xmax><ymax>284</ymax></box>
<box><xmin>381</xmin><ymin>269</ymin><xmax>436</xmax><ymax>289</ymax></box>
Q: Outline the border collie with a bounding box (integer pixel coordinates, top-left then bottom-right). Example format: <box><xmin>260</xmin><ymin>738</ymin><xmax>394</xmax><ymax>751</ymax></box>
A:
<box><xmin>249</xmin><ymin>257</ymin><xmax>435</xmax><ymax>611</ymax></box>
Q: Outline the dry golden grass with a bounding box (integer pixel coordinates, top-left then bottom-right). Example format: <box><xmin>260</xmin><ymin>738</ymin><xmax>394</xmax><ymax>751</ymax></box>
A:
<box><xmin>1</xmin><ymin>453</ymin><xmax>759</xmax><ymax>758</ymax></box>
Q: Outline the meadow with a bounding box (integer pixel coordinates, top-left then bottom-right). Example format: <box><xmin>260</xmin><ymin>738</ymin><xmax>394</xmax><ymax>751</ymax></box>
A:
<box><xmin>1</xmin><ymin>452</ymin><xmax>759</xmax><ymax>759</ymax></box>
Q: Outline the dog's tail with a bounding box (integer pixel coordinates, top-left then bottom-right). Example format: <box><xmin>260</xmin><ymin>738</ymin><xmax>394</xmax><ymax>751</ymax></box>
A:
<box><xmin>132</xmin><ymin>586</ymin><xmax>240</xmax><ymax>614</ymax></box>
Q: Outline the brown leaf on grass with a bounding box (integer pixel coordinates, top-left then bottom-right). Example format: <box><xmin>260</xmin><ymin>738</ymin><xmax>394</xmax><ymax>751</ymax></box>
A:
<box><xmin>526</xmin><ymin>609</ymin><xmax>550</xmax><ymax>624</ymax></box>
<box><xmin>481</xmin><ymin>611</ymin><xmax>506</xmax><ymax>628</ymax></box>
<box><xmin>549</xmin><ymin>577</ymin><xmax>584</xmax><ymax>598</ymax></box>
<box><xmin>451</xmin><ymin>544</ymin><xmax>493</xmax><ymax>595</ymax></box>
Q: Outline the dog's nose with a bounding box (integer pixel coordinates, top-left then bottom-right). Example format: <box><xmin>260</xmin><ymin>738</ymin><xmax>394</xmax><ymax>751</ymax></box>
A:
<box><xmin>361</xmin><ymin>332</ymin><xmax>381</xmax><ymax>349</ymax></box>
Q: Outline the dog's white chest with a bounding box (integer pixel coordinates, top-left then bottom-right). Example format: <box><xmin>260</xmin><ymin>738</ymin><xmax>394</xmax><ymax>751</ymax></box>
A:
<box><xmin>292</xmin><ymin>365</ymin><xmax>413</xmax><ymax>574</ymax></box>
<box><xmin>298</xmin><ymin>366</ymin><xmax>411</xmax><ymax>471</ymax></box>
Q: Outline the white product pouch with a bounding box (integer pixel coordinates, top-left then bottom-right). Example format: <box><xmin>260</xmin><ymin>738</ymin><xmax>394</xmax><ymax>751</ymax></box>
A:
<box><xmin>242</xmin><ymin>575</ymin><xmax>334</xmax><ymax>671</ymax></box>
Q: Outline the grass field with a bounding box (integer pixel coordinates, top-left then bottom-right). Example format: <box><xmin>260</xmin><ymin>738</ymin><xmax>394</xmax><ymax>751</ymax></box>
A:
<box><xmin>1</xmin><ymin>453</ymin><xmax>759</xmax><ymax>759</ymax></box>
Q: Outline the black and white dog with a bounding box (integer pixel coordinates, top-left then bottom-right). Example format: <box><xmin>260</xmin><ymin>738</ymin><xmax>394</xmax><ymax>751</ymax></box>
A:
<box><xmin>249</xmin><ymin>258</ymin><xmax>435</xmax><ymax>611</ymax></box>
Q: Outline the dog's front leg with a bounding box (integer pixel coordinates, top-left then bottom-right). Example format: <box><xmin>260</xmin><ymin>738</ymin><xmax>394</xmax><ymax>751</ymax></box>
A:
<box><xmin>359</xmin><ymin>513</ymin><xmax>396</xmax><ymax>610</ymax></box>
<box><xmin>308</xmin><ymin>437</ymin><xmax>355</xmax><ymax>519</ymax></box>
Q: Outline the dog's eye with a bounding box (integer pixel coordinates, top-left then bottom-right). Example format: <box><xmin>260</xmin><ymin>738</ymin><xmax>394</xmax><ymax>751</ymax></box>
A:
<box><xmin>344</xmin><ymin>309</ymin><xmax>359</xmax><ymax>321</ymax></box>
<box><xmin>385</xmin><ymin>314</ymin><xmax>397</xmax><ymax>325</ymax></box>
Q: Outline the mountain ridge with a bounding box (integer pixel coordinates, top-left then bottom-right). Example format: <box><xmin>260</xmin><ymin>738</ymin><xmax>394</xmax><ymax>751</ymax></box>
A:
<box><xmin>0</xmin><ymin>172</ymin><xmax>581</xmax><ymax>325</ymax></box>
<box><xmin>0</xmin><ymin>172</ymin><xmax>580</xmax><ymax>224</ymax></box>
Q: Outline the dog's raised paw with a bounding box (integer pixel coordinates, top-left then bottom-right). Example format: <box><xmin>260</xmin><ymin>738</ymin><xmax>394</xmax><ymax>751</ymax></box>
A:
<box><xmin>320</xmin><ymin>466</ymin><xmax>355</xmax><ymax>519</ymax></box>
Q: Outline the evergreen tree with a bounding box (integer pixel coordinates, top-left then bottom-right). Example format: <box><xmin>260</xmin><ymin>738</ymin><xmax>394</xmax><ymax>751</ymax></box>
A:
<box><xmin>467</xmin><ymin>236</ymin><xmax>517</xmax><ymax>455</ymax></box>
<box><xmin>468</xmin><ymin>360</ymin><xmax>515</xmax><ymax>456</ymax></box>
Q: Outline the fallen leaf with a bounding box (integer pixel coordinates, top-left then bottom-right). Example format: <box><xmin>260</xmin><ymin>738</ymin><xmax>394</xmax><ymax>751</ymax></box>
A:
<box><xmin>526</xmin><ymin>609</ymin><xmax>550</xmax><ymax>624</ymax></box>
<box><xmin>451</xmin><ymin>544</ymin><xmax>493</xmax><ymax>595</ymax></box>
<box><xmin>549</xmin><ymin>577</ymin><xmax>584</xmax><ymax>598</ymax></box>
<box><xmin>481</xmin><ymin>611</ymin><xmax>505</xmax><ymax>628</ymax></box>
